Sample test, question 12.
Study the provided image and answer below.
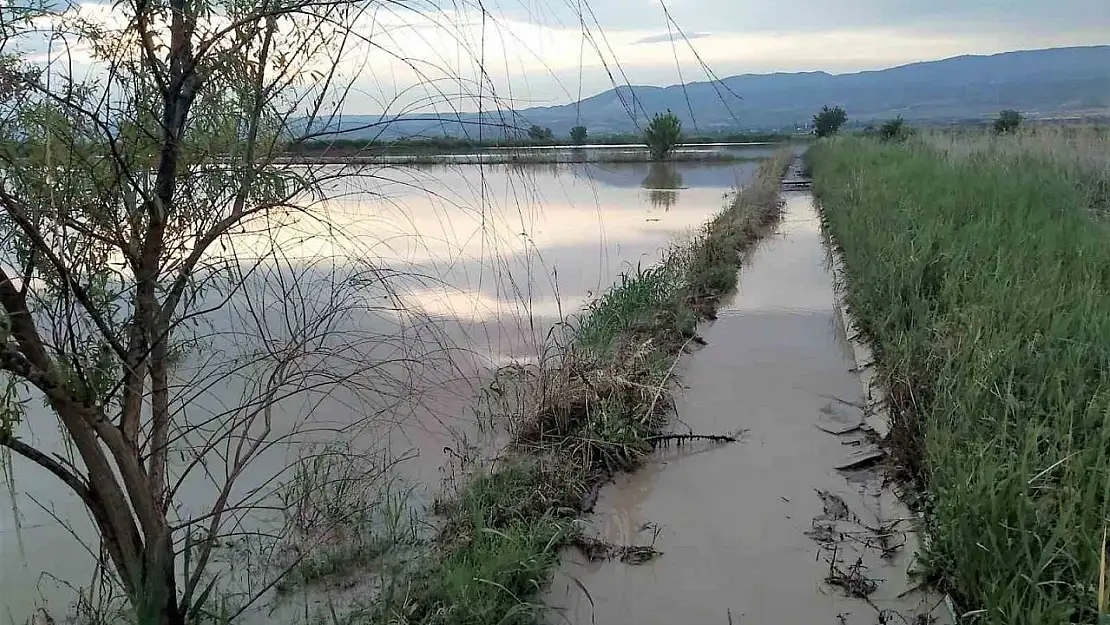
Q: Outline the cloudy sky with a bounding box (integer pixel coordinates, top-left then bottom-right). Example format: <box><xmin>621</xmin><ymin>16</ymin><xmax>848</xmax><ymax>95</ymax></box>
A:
<box><xmin>324</xmin><ymin>0</ymin><xmax>1110</xmax><ymax>114</ymax></box>
<box><xmin>22</xmin><ymin>0</ymin><xmax>1110</xmax><ymax>114</ymax></box>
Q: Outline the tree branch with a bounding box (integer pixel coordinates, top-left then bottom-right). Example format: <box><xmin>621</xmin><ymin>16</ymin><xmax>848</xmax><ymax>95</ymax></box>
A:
<box><xmin>0</xmin><ymin>189</ymin><xmax>131</xmax><ymax>365</ymax></box>
<box><xmin>2</xmin><ymin>435</ymin><xmax>91</xmax><ymax>505</ymax></box>
<box><xmin>0</xmin><ymin>341</ymin><xmax>55</xmax><ymax>395</ymax></box>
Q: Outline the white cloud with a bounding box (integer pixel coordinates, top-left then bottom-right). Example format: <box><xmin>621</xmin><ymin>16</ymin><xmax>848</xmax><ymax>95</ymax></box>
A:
<box><xmin>633</xmin><ymin>32</ymin><xmax>711</xmax><ymax>44</ymax></box>
<box><xmin>333</xmin><ymin>14</ymin><xmax>1110</xmax><ymax>114</ymax></box>
<box><xmin>13</xmin><ymin>0</ymin><xmax>1110</xmax><ymax>115</ymax></box>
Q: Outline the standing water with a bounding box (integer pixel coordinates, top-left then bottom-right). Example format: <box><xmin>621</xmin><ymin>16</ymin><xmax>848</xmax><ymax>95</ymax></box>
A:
<box><xmin>547</xmin><ymin>191</ymin><xmax>951</xmax><ymax>624</ymax></box>
<box><xmin>0</xmin><ymin>151</ymin><xmax>775</xmax><ymax>623</ymax></box>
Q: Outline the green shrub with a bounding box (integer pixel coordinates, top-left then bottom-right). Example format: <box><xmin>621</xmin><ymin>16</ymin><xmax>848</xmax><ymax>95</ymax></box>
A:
<box><xmin>812</xmin><ymin>105</ymin><xmax>848</xmax><ymax>137</ymax></box>
<box><xmin>644</xmin><ymin>110</ymin><xmax>682</xmax><ymax>160</ymax></box>
<box><xmin>569</xmin><ymin>125</ymin><xmax>588</xmax><ymax>145</ymax></box>
<box><xmin>527</xmin><ymin>125</ymin><xmax>553</xmax><ymax>142</ymax></box>
<box><xmin>879</xmin><ymin>116</ymin><xmax>910</xmax><ymax>141</ymax></box>
<box><xmin>993</xmin><ymin>109</ymin><xmax>1022</xmax><ymax>134</ymax></box>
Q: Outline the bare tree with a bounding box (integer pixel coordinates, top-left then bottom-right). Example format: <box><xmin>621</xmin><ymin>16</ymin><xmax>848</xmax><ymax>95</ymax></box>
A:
<box><xmin>0</xmin><ymin>0</ymin><xmax>465</xmax><ymax>622</ymax></box>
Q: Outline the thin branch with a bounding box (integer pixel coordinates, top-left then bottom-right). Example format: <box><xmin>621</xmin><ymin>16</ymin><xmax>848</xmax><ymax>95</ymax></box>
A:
<box><xmin>0</xmin><ymin>189</ymin><xmax>131</xmax><ymax>365</ymax></box>
<box><xmin>2</xmin><ymin>436</ymin><xmax>91</xmax><ymax>507</ymax></box>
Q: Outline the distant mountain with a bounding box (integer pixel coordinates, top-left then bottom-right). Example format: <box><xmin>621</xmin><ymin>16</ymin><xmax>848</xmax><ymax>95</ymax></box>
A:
<box><xmin>312</xmin><ymin>46</ymin><xmax>1110</xmax><ymax>139</ymax></box>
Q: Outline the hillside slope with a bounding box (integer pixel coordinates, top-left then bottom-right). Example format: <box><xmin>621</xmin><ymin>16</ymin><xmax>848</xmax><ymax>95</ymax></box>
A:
<box><xmin>316</xmin><ymin>46</ymin><xmax>1110</xmax><ymax>138</ymax></box>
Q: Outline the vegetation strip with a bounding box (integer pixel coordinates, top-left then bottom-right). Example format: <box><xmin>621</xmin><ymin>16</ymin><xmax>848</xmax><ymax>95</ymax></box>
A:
<box><xmin>808</xmin><ymin>132</ymin><xmax>1110</xmax><ymax>625</ymax></box>
<box><xmin>366</xmin><ymin>149</ymin><xmax>793</xmax><ymax>624</ymax></box>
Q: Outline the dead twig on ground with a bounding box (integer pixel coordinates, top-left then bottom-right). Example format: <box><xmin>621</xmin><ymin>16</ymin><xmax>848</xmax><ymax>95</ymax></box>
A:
<box><xmin>571</xmin><ymin>535</ymin><xmax>662</xmax><ymax>565</ymax></box>
<box><xmin>645</xmin><ymin>430</ymin><xmax>746</xmax><ymax>448</ymax></box>
<box><xmin>824</xmin><ymin>547</ymin><xmax>880</xmax><ymax>599</ymax></box>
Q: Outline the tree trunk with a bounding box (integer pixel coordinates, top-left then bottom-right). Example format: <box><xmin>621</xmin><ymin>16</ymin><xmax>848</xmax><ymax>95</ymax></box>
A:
<box><xmin>159</xmin><ymin>554</ymin><xmax>186</xmax><ymax>625</ymax></box>
<box><xmin>137</xmin><ymin>529</ymin><xmax>186</xmax><ymax>625</ymax></box>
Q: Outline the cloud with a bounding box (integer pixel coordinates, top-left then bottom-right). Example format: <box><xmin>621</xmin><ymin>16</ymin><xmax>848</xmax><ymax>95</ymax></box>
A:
<box><xmin>16</xmin><ymin>0</ymin><xmax>1110</xmax><ymax>116</ymax></box>
<box><xmin>633</xmin><ymin>32</ymin><xmax>710</xmax><ymax>44</ymax></box>
<box><xmin>488</xmin><ymin>0</ymin><xmax>1110</xmax><ymax>36</ymax></box>
<box><xmin>334</xmin><ymin>13</ymin><xmax>1110</xmax><ymax>114</ymax></box>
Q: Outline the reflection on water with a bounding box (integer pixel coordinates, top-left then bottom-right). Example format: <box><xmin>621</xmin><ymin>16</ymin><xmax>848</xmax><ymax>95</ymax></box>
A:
<box><xmin>280</xmin><ymin>159</ymin><xmax>764</xmax><ymax>333</ymax></box>
<box><xmin>642</xmin><ymin>162</ymin><xmax>683</xmax><ymax>192</ymax></box>
<box><xmin>642</xmin><ymin>162</ymin><xmax>684</xmax><ymax>211</ymax></box>
<box><xmin>0</xmin><ymin>150</ymin><xmax>770</xmax><ymax>622</ymax></box>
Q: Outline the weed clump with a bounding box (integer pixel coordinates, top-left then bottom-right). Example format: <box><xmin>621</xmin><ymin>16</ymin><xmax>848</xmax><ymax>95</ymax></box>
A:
<box><xmin>993</xmin><ymin>109</ymin><xmax>1022</xmax><ymax>134</ymax></box>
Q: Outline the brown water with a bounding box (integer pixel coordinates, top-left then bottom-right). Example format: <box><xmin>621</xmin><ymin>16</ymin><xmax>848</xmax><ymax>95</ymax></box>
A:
<box><xmin>546</xmin><ymin>193</ymin><xmax>951</xmax><ymax>625</ymax></box>
<box><xmin>0</xmin><ymin>154</ymin><xmax>774</xmax><ymax>623</ymax></box>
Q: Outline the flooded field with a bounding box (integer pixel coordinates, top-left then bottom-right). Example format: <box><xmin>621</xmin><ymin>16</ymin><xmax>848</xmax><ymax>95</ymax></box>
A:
<box><xmin>289</xmin><ymin>142</ymin><xmax>783</xmax><ymax>165</ymax></box>
<box><xmin>0</xmin><ymin>150</ymin><xmax>775</xmax><ymax>622</ymax></box>
<box><xmin>546</xmin><ymin>193</ymin><xmax>949</xmax><ymax>624</ymax></box>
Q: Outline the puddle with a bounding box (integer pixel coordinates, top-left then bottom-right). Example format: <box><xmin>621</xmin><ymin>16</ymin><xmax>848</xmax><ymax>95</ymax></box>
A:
<box><xmin>547</xmin><ymin>193</ymin><xmax>951</xmax><ymax>624</ymax></box>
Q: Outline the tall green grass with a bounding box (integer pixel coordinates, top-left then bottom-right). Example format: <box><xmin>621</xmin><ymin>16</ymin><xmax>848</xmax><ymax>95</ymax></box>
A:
<box><xmin>571</xmin><ymin>260</ymin><xmax>691</xmax><ymax>359</ymax></box>
<box><xmin>810</xmin><ymin>136</ymin><xmax>1110</xmax><ymax>625</ymax></box>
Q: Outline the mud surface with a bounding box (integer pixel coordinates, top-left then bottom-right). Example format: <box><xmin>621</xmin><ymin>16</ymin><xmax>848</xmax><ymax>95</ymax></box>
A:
<box><xmin>547</xmin><ymin>193</ymin><xmax>950</xmax><ymax>625</ymax></box>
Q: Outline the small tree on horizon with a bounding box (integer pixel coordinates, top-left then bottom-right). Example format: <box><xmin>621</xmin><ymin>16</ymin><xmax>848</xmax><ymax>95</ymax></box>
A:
<box><xmin>570</xmin><ymin>125</ymin><xmax>589</xmax><ymax>145</ymax></box>
<box><xmin>880</xmin><ymin>116</ymin><xmax>910</xmax><ymax>141</ymax></box>
<box><xmin>813</xmin><ymin>105</ymin><xmax>848</xmax><ymax>138</ymax></box>
<box><xmin>528</xmin><ymin>124</ymin><xmax>555</xmax><ymax>142</ymax></box>
<box><xmin>645</xmin><ymin>110</ymin><xmax>682</xmax><ymax>160</ymax></box>
<box><xmin>993</xmin><ymin>110</ymin><xmax>1023</xmax><ymax>134</ymax></box>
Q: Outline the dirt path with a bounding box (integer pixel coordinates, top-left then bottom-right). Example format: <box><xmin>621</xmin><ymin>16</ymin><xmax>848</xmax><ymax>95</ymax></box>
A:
<box><xmin>546</xmin><ymin>184</ymin><xmax>952</xmax><ymax>624</ymax></box>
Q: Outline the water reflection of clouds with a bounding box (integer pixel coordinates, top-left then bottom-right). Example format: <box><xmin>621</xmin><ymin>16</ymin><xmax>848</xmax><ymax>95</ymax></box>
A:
<box><xmin>404</xmin><ymin>286</ymin><xmax>583</xmax><ymax>323</ymax></box>
<box><xmin>192</xmin><ymin>163</ymin><xmax>759</xmax><ymax>360</ymax></box>
<box><xmin>233</xmin><ymin>164</ymin><xmax>758</xmax><ymax>341</ymax></box>
<box><xmin>2</xmin><ymin>160</ymin><xmax>768</xmax><ymax>620</ymax></box>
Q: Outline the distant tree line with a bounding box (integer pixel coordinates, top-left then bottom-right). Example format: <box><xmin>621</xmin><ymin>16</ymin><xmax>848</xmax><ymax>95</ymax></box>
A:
<box><xmin>527</xmin><ymin>124</ymin><xmax>554</xmax><ymax>141</ymax></box>
<box><xmin>297</xmin><ymin>106</ymin><xmax>1032</xmax><ymax>158</ymax></box>
<box><xmin>811</xmin><ymin>104</ymin><xmax>1030</xmax><ymax>140</ymax></box>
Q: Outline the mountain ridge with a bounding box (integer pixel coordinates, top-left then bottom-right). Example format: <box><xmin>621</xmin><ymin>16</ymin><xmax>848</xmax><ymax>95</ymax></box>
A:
<box><xmin>316</xmin><ymin>45</ymin><xmax>1110</xmax><ymax>139</ymax></box>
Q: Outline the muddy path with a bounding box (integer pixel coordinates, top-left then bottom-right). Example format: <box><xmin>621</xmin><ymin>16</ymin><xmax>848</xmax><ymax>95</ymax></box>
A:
<box><xmin>546</xmin><ymin>183</ymin><xmax>952</xmax><ymax>624</ymax></box>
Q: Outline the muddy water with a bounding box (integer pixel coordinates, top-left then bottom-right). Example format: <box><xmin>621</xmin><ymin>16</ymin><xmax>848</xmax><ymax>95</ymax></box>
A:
<box><xmin>547</xmin><ymin>193</ymin><xmax>950</xmax><ymax>624</ymax></box>
<box><xmin>0</xmin><ymin>153</ymin><xmax>773</xmax><ymax>622</ymax></box>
